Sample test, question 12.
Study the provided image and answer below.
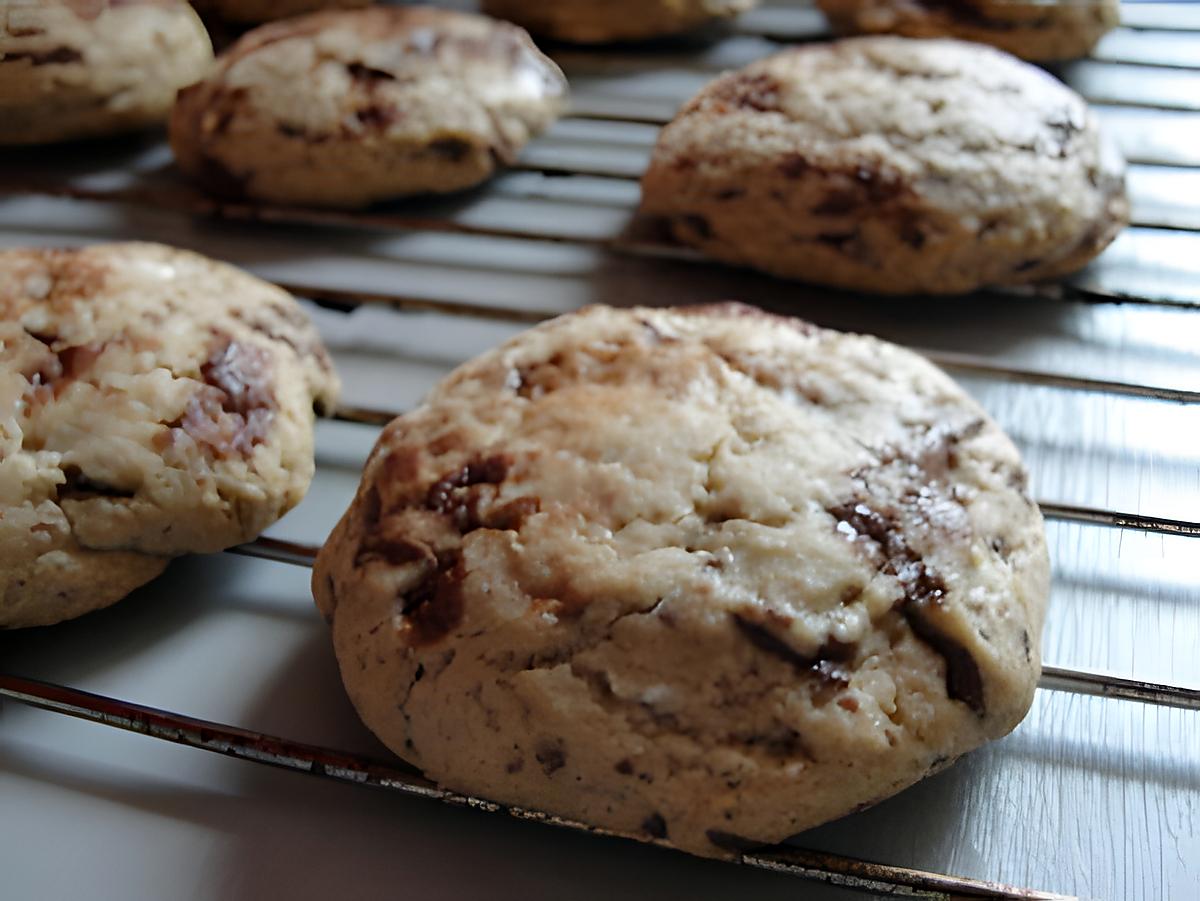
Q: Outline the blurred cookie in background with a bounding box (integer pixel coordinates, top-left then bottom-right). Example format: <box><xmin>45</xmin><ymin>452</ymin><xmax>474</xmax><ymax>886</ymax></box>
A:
<box><xmin>170</xmin><ymin>6</ymin><xmax>567</xmax><ymax>208</ymax></box>
<box><xmin>816</xmin><ymin>0</ymin><xmax>1119</xmax><ymax>61</ymax></box>
<box><xmin>482</xmin><ymin>0</ymin><xmax>756</xmax><ymax>44</ymax></box>
<box><xmin>190</xmin><ymin>0</ymin><xmax>371</xmax><ymax>26</ymax></box>
<box><xmin>641</xmin><ymin>37</ymin><xmax>1128</xmax><ymax>294</ymax></box>
<box><xmin>0</xmin><ymin>0</ymin><xmax>213</xmax><ymax>145</ymax></box>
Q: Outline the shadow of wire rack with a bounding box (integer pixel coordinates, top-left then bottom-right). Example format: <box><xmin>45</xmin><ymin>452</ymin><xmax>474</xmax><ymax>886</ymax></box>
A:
<box><xmin>0</xmin><ymin>1</ymin><xmax>1197</xmax><ymax>898</ymax></box>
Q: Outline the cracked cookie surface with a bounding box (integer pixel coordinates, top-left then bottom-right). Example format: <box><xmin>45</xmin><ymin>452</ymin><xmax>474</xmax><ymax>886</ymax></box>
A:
<box><xmin>482</xmin><ymin>0</ymin><xmax>756</xmax><ymax>43</ymax></box>
<box><xmin>0</xmin><ymin>242</ymin><xmax>339</xmax><ymax>628</ymax></box>
<box><xmin>640</xmin><ymin>37</ymin><xmax>1128</xmax><ymax>295</ymax></box>
<box><xmin>314</xmin><ymin>303</ymin><xmax>1048</xmax><ymax>857</ymax></box>
<box><xmin>817</xmin><ymin>0</ymin><xmax>1119</xmax><ymax>61</ymax></box>
<box><xmin>0</xmin><ymin>0</ymin><xmax>213</xmax><ymax>145</ymax></box>
<box><xmin>170</xmin><ymin>6</ymin><xmax>567</xmax><ymax>208</ymax></box>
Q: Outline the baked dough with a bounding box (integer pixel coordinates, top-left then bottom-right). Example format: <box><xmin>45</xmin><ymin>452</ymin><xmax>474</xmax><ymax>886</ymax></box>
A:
<box><xmin>0</xmin><ymin>243</ymin><xmax>339</xmax><ymax>628</ymax></box>
<box><xmin>482</xmin><ymin>0</ymin><xmax>756</xmax><ymax>44</ymax></box>
<box><xmin>0</xmin><ymin>0</ymin><xmax>213</xmax><ymax>145</ymax></box>
<box><xmin>190</xmin><ymin>0</ymin><xmax>370</xmax><ymax>25</ymax></box>
<box><xmin>314</xmin><ymin>303</ymin><xmax>1049</xmax><ymax>857</ymax></box>
<box><xmin>817</xmin><ymin>0</ymin><xmax>1120</xmax><ymax>61</ymax></box>
<box><xmin>640</xmin><ymin>37</ymin><xmax>1128</xmax><ymax>295</ymax></box>
<box><xmin>170</xmin><ymin>6</ymin><xmax>567</xmax><ymax>208</ymax></box>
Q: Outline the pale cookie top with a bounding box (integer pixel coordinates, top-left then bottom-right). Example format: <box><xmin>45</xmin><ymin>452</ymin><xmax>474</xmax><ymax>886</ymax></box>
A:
<box><xmin>170</xmin><ymin>6</ymin><xmax>567</xmax><ymax>197</ymax></box>
<box><xmin>315</xmin><ymin>303</ymin><xmax>1048</xmax><ymax>855</ymax></box>
<box><xmin>1</xmin><ymin>243</ymin><xmax>339</xmax><ymax>623</ymax></box>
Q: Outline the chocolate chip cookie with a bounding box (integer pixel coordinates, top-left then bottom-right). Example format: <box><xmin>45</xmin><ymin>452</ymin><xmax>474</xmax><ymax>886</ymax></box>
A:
<box><xmin>170</xmin><ymin>6</ymin><xmax>567</xmax><ymax>208</ymax></box>
<box><xmin>640</xmin><ymin>37</ymin><xmax>1128</xmax><ymax>295</ymax></box>
<box><xmin>0</xmin><ymin>0</ymin><xmax>213</xmax><ymax>145</ymax></box>
<box><xmin>313</xmin><ymin>303</ymin><xmax>1048</xmax><ymax>858</ymax></box>
<box><xmin>190</xmin><ymin>0</ymin><xmax>370</xmax><ymax>25</ymax></box>
<box><xmin>0</xmin><ymin>243</ymin><xmax>339</xmax><ymax>628</ymax></box>
<box><xmin>482</xmin><ymin>0</ymin><xmax>756</xmax><ymax>43</ymax></box>
<box><xmin>817</xmin><ymin>0</ymin><xmax>1120</xmax><ymax>61</ymax></box>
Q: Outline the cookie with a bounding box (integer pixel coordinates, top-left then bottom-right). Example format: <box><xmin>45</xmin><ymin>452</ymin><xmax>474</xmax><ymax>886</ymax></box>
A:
<box><xmin>0</xmin><ymin>243</ymin><xmax>339</xmax><ymax>628</ymax></box>
<box><xmin>482</xmin><ymin>0</ymin><xmax>756</xmax><ymax>43</ymax></box>
<box><xmin>0</xmin><ymin>0</ymin><xmax>213</xmax><ymax>146</ymax></box>
<box><xmin>190</xmin><ymin>0</ymin><xmax>370</xmax><ymax>25</ymax></box>
<box><xmin>170</xmin><ymin>7</ymin><xmax>567</xmax><ymax>208</ymax></box>
<box><xmin>313</xmin><ymin>303</ymin><xmax>1049</xmax><ymax>858</ymax></box>
<box><xmin>817</xmin><ymin>0</ymin><xmax>1119</xmax><ymax>62</ymax></box>
<box><xmin>640</xmin><ymin>37</ymin><xmax>1128</xmax><ymax>295</ymax></box>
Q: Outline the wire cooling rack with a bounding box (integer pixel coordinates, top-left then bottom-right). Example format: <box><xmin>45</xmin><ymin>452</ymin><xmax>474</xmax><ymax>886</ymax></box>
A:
<box><xmin>1</xmin><ymin>2</ymin><xmax>1198</xmax><ymax>898</ymax></box>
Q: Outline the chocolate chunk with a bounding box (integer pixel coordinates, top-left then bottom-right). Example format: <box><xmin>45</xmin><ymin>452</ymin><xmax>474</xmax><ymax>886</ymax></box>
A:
<box><xmin>813</xmin><ymin>190</ymin><xmax>858</xmax><ymax>216</ymax></box>
<box><xmin>401</xmin><ymin>551</ymin><xmax>466</xmax><ymax>647</ymax></box>
<box><xmin>705</xmin><ymin>829</ymin><xmax>764</xmax><ymax>853</ymax></box>
<box><xmin>534</xmin><ymin>741</ymin><xmax>566</xmax><ymax>775</ymax></box>
<box><xmin>731</xmin><ymin>613</ymin><xmax>856</xmax><ymax>692</ymax></box>
<box><xmin>356</xmin><ymin>534</ymin><xmax>433</xmax><ymax>567</ymax></box>
<box><xmin>678</xmin><ymin>214</ymin><xmax>713</xmax><ymax>241</ymax></box>
<box><xmin>898</xmin><ymin>215</ymin><xmax>926</xmax><ymax>250</ymax></box>
<box><xmin>201</xmin><ymin>337</ymin><xmax>273</xmax><ymax>417</ymax></box>
<box><xmin>815</xmin><ymin>231</ymin><xmax>858</xmax><ymax>250</ymax></box>
<box><xmin>614</xmin><ymin>758</ymin><xmax>634</xmax><ymax>775</ymax></box>
<box><xmin>712</xmin><ymin>72</ymin><xmax>782</xmax><ymax>113</ymax></box>
<box><xmin>759</xmin><ymin>726</ymin><xmax>811</xmax><ymax>759</ymax></box>
<box><xmin>25</xmin><ymin>341</ymin><xmax>106</xmax><ymax>399</ymax></box>
<box><xmin>425</xmin><ymin>455</ymin><xmax>519</xmax><ymax>533</ymax></box>
<box><xmin>1044</xmin><ymin>110</ymin><xmax>1083</xmax><ymax>157</ymax></box>
<box><xmin>345</xmin><ymin>61</ymin><xmax>397</xmax><ymax>82</ymax></box>
<box><xmin>428</xmin><ymin>138</ymin><xmax>472</xmax><ymax>162</ymax></box>
<box><xmin>854</xmin><ymin>165</ymin><xmax>905</xmax><ymax>203</ymax></box>
<box><xmin>732</xmin><ymin>613</ymin><xmax>811</xmax><ymax>670</ymax></box>
<box><xmin>354</xmin><ymin>105</ymin><xmax>398</xmax><ymax>129</ymax></box>
<box><xmin>642</xmin><ymin>813</ymin><xmax>668</xmax><ymax>839</ymax></box>
<box><xmin>904</xmin><ymin>598</ymin><xmax>985</xmax><ymax>714</ymax></box>
<box><xmin>426</xmin><ymin>455</ymin><xmax>509</xmax><ymax>512</ymax></box>
<box><xmin>56</xmin><ymin>465</ymin><xmax>134</xmax><ymax>502</ymax></box>
<box><xmin>171</xmin><ymin>336</ymin><xmax>276</xmax><ymax>459</ymax></box>
<box><xmin>828</xmin><ymin>499</ymin><xmax>984</xmax><ymax>715</ymax></box>
<box><xmin>2</xmin><ymin>47</ymin><xmax>83</xmax><ymax>66</ymax></box>
<box><xmin>778</xmin><ymin>154</ymin><xmax>809</xmax><ymax>179</ymax></box>
<box><xmin>192</xmin><ymin>152</ymin><xmax>249</xmax><ymax>200</ymax></box>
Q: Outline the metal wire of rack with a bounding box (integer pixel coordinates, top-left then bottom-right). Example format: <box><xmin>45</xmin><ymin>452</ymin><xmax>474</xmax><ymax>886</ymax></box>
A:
<box><xmin>1</xmin><ymin>2</ymin><xmax>1198</xmax><ymax>898</ymax></box>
